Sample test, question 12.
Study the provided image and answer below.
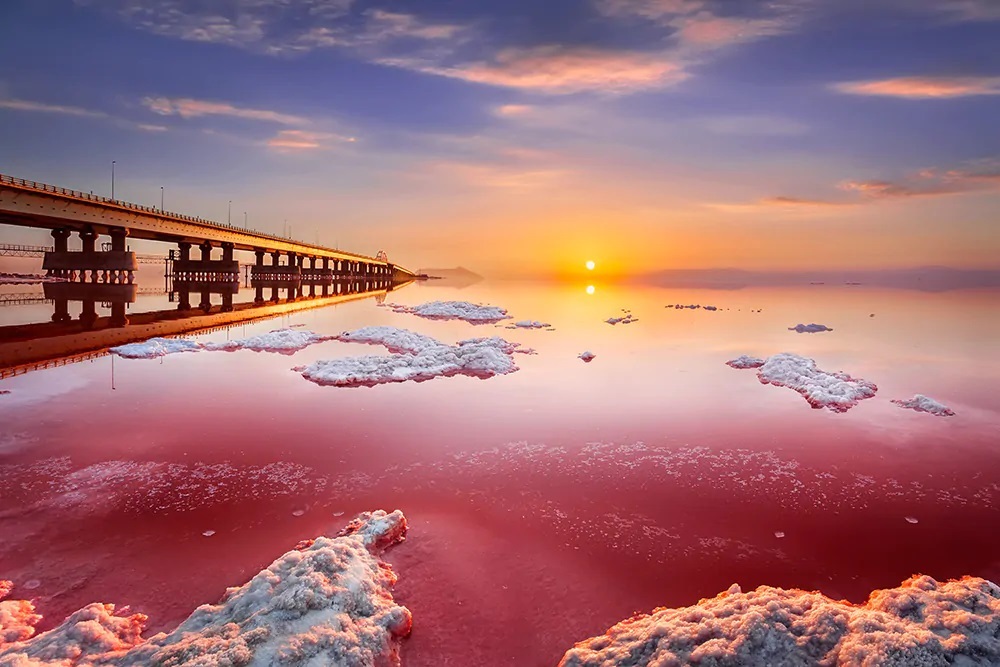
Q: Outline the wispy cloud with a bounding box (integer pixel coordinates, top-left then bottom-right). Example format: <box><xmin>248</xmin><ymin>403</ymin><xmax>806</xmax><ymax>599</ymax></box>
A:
<box><xmin>0</xmin><ymin>98</ymin><xmax>108</xmax><ymax>118</ymax></box>
<box><xmin>266</xmin><ymin>129</ymin><xmax>356</xmax><ymax>151</ymax></box>
<box><xmin>79</xmin><ymin>0</ymin><xmax>802</xmax><ymax>95</ymax></box>
<box><xmin>142</xmin><ymin>97</ymin><xmax>308</xmax><ymax>124</ymax></box>
<box><xmin>0</xmin><ymin>96</ymin><xmax>176</xmax><ymax>134</ymax></box>
<box><xmin>735</xmin><ymin>159</ymin><xmax>1000</xmax><ymax>212</ymax></box>
<box><xmin>833</xmin><ymin>76</ymin><xmax>1000</xmax><ymax>99</ymax></box>
<box><xmin>596</xmin><ymin>0</ymin><xmax>809</xmax><ymax>48</ymax></box>
<box><xmin>386</xmin><ymin>46</ymin><xmax>689</xmax><ymax>94</ymax></box>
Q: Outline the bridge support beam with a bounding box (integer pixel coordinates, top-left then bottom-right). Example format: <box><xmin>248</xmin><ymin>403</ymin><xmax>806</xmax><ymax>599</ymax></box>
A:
<box><xmin>42</xmin><ymin>228</ymin><xmax>137</xmax><ymax>283</ymax></box>
<box><xmin>178</xmin><ymin>242</ymin><xmax>191</xmax><ymax>262</ymax></box>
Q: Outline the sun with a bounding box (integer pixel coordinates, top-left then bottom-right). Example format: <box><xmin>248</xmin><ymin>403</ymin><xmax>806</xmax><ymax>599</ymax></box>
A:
<box><xmin>585</xmin><ymin>260</ymin><xmax>596</xmax><ymax>271</ymax></box>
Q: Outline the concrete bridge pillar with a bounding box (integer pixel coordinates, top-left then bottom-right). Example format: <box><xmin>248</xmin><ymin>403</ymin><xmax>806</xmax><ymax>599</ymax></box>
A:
<box><xmin>271</xmin><ymin>251</ymin><xmax>280</xmax><ymax>268</ymax></box>
<box><xmin>79</xmin><ymin>229</ymin><xmax>97</xmax><ymax>255</ymax></box>
<box><xmin>178</xmin><ymin>242</ymin><xmax>191</xmax><ymax>262</ymax></box>
<box><xmin>199</xmin><ymin>287</ymin><xmax>212</xmax><ymax>313</ymax></box>
<box><xmin>109</xmin><ymin>228</ymin><xmax>128</xmax><ymax>252</ymax></box>
<box><xmin>52</xmin><ymin>299</ymin><xmax>71</xmax><ymax>323</ymax></box>
<box><xmin>221</xmin><ymin>291</ymin><xmax>234</xmax><ymax>312</ymax></box>
<box><xmin>80</xmin><ymin>299</ymin><xmax>97</xmax><ymax>329</ymax></box>
<box><xmin>254</xmin><ymin>285</ymin><xmax>265</xmax><ymax>304</ymax></box>
<box><xmin>255</xmin><ymin>250</ymin><xmax>265</xmax><ymax>267</ymax></box>
<box><xmin>51</xmin><ymin>229</ymin><xmax>70</xmax><ymax>253</ymax></box>
<box><xmin>110</xmin><ymin>301</ymin><xmax>128</xmax><ymax>328</ymax></box>
<box><xmin>221</xmin><ymin>243</ymin><xmax>234</xmax><ymax>263</ymax></box>
<box><xmin>199</xmin><ymin>241</ymin><xmax>213</xmax><ymax>262</ymax></box>
<box><xmin>322</xmin><ymin>257</ymin><xmax>329</xmax><ymax>271</ymax></box>
<box><xmin>177</xmin><ymin>287</ymin><xmax>192</xmax><ymax>311</ymax></box>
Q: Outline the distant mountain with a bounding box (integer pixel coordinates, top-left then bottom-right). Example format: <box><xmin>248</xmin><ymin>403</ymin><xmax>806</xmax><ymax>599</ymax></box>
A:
<box><xmin>416</xmin><ymin>266</ymin><xmax>483</xmax><ymax>288</ymax></box>
<box><xmin>635</xmin><ymin>266</ymin><xmax>1000</xmax><ymax>292</ymax></box>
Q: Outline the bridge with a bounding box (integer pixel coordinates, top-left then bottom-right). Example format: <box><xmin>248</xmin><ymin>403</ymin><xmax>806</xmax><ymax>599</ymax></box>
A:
<box><xmin>1</xmin><ymin>243</ymin><xmax>170</xmax><ymax>264</ymax></box>
<box><xmin>0</xmin><ymin>173</ymin><xmax>416</xmax><ymax>283</ymax></box>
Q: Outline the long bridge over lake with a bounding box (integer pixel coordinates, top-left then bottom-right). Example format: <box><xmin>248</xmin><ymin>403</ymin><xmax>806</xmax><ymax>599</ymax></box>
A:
<box><xmin>0</xmin><ymin>173</ymin><xmax>416</xmax><ymax>283</ymax></box>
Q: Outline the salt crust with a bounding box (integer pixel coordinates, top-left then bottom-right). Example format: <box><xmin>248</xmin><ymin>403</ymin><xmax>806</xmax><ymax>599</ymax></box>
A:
<box><xmin>560</xmin><ymin>575</ymin><xmax>1000</xmax><ymax>666</ymax></box>
<box><xmin>0</xmin><ymin>510</ymin><xmax>411</xmax><ymax>667</ymax></box>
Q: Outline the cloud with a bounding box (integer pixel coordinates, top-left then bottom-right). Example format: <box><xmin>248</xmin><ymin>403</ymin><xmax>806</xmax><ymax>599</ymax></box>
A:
<box><xmin>595</xmin><ymin>0</ymin><xmax>808</xmax><ymax>49</ymax></box>
<box><xmin>0</xmin><ymin>96</ymin><xmax>173</xmax><ymax>134</ymax></box>
<box><xmin>0</xmin><ymin>98</ymin><xmax>108</xmax><ymax>118</ymax></box>
<box><xmin>265</xmin><ymin>129</ymin><xmax>355</xmax><ymax>151</ymax></box>
<box><xmin>841</xmin><ymin>163</ymin><xmax>1000</xmax><ymax>199</ymax></box>
<box><xmin>494</xmin><ymin>104</ymin><xmax>535</xmax><ymax>118</ymax></box>
<box><xmin>141</xmin><ymin>97</ymin><xmax>307</xmax><ymax>125</ymax></box>
<box><xmin>833</xmin><ymin>76</ymin><xmax>1000</xmax><ymax>99</ymax></box>
<box><xmin>77</xmin><ymin>0</ymin><xmax>801</xmax><ymax>96</ymax></box>
<box><xmin>740</xmin><ymin>159</ymin><xmax>1000</xmax><ymax>211</ymax></box>
<box><xmin>383</xmin><ymin>46</ymin><xmax>689</xmax><ymax>94</ymax></box>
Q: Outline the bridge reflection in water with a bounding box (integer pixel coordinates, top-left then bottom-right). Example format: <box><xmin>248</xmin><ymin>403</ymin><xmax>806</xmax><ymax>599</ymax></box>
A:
<box><xmin>0</xmin><ymin>276</ymin><xmax>410</xmax><ymax>379</ymax></box>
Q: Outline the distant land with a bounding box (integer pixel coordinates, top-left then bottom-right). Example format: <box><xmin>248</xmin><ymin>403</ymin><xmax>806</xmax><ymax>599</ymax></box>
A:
<box><xmin>634</xmin><ymin>266</ymin><xmax>1000</xmax><ymax>292</ymax></box>
<box><xmin>417</xmin><ymin>266</ymin><xmax>483</xmax><ymax>288</ymax></box>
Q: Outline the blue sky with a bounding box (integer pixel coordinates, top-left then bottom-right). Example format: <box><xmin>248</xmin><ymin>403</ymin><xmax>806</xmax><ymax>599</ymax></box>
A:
<box><xmin>1</xmin><ymin>0</ymin><xmax>998</xmax><ymax>275</ymax></box>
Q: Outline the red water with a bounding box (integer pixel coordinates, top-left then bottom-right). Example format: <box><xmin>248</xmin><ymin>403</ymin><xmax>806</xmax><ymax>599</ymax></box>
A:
<box><xmin>1</xmin><ymin>278</ymin><xmax>999</xmax><ymax>666</ymax></box>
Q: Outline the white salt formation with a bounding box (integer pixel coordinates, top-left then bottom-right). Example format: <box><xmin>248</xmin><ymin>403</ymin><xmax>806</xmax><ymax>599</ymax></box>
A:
<box><xmin>296</xmin><ymin>326</ymin><xmax>528</xmax><ymax>387</ymax></box>
<box><xmin>725</xmin><ymin>355</ymin><xmax>765</xmax><ymax>369</ymax></box>
<box><xmin>203</xmin><ymin>329</ymin><xmax>334</xmax><ymax>355</ymax></box>
<box><xmin>384</xmin><ymin>300</ymin><xmax>510</xmax><ymax>323</ymax></box>
<box><xmin>579</xmin><ymin>351</ymin><xmax>596</xmax><ymax>363</ymax></box>
<box><xmin>789</xmin><ymin>323</ymin><xmax>834</xmax><ymax>333</ymax></box>
<box><xmin>560</xmin><ymin>575</ymin><xmax>1000</xmax><ymax>667</ymax></box>
<box><xmin>510</xmin><ymin>320</ymin><xmax>551</xmax><ymax>329</ymax></box>
<box><xmin>605</xmin><ymin>312</ymin><xmax>637</xmax><ymax>325</ymax></box>
<box><xmin>730</xmin><ymin>352</ymin><xmax>877</xmax><ymax>412</ymax></box>
<box><xmin>892</xmin><ymin>394</ymin><xmax>956</xmax><ymax>417</ymax></box>
<box><xmin>111</xmin><ymin>329</ymin><xmax>333</xmax><ymax>359</ymax></box>
<box><xmin>0</xmin><ymin>510</ymin><xmax>411</xmax><ymax>667</ymax></box>
<box><xmin>110</xmin><ymin>337</ymin><xmax>202</xmax><ymax>359</ymax></box>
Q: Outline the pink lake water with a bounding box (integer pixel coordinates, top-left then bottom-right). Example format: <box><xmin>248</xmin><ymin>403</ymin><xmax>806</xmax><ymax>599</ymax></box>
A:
<box><xmin>1</xmin><ymin>275</ymin><xmax>999</xmax><ymax>666</ymax></box>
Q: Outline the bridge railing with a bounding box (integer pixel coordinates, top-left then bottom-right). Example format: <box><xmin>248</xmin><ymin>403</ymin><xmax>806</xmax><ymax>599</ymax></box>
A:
<box><xmin>0</xmin><ymin>173</ymin><xmax>385</xmax><ymax>263</ymax></box>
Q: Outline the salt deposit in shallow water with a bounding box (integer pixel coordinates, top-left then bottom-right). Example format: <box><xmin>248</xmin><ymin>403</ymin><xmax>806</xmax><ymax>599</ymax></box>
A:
<box><xmin>509</xmin><ymin>320</ymin><xmax>551</xmax><ymax>329</ymax></box>
<box><xmin>384</xmin><ymin>300</ymin><xmax>510</xmax><ymax>323</ymax></box>
<box><xmin>111</xmin><ymin>329</ymin><xmax>333</xmax><ymax>359</ymax></box>
<box><xmin>0</xmin><ymin>510</ymin><xmax>411</xmax><ymax>667</ymax></box>
<box><xmin>906</xmin><ymin>516</ymin><xmax>920</xmax><ymax>524</ymax></box>
<box><xmin>578</xmin><ymin>351</ymin><xmax>596</xmax><ymax>362</ymax></box>
<box><xmin>110</xmin><ymin>338</ymin><xmax>202</xmax><ymax>359</ymax></box>
<box><xmin>892</xmin><ymin>394</ymin><xmax>956</xmax><ymax>417</ymax></box>
<box><xmin>296</xmin><ymin>326</ymin><xmax>528</xmax><ymax>387</ymax></box>
<box><xmin>605</xmin><ymin>313</ymin><xmax>637</xmax><ymax>325</ymax></box>
<box><xmin>203</xmin><ymin>329</ymin><xmax>335</xmax><ymax>355</ymax></box>
<box><xmin>789</xmin><ymin>323</ymin><xmax>834</xmax><ymax>333</ymax></box>
<box><xmin>559</xmin><ymin>575</ymin><xmax>1000</xmax><ymax>666</ymax></box>
<box><xmin>725</xmin><ymin>355</ymin><xmax>765</xmax><ymax>369</ymax></box>
<box><xmin>730</xmin><ymin>352</ymin><xmax>877</xmax><ymax>413</ymax></box>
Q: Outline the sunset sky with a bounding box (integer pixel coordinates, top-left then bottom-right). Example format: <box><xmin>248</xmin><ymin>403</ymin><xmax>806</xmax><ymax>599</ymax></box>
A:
<box><xmin>0</xmin><ymin>0</ymin><xmax>998</xmax><ymax>278</ymax></box>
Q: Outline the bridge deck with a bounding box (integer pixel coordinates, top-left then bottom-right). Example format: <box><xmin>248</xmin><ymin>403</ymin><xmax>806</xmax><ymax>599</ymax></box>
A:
<box><xmin>0</xmin><ymin>173</ymin><xmax>414</xmax><ymax>276</ymax></box>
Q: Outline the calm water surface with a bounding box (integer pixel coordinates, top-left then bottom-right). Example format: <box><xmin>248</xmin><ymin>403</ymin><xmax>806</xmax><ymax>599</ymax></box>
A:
<box><xmin>1</xmin><ymin>277</ymin><xmax>999</xmax><ymax>666</ymax></box>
